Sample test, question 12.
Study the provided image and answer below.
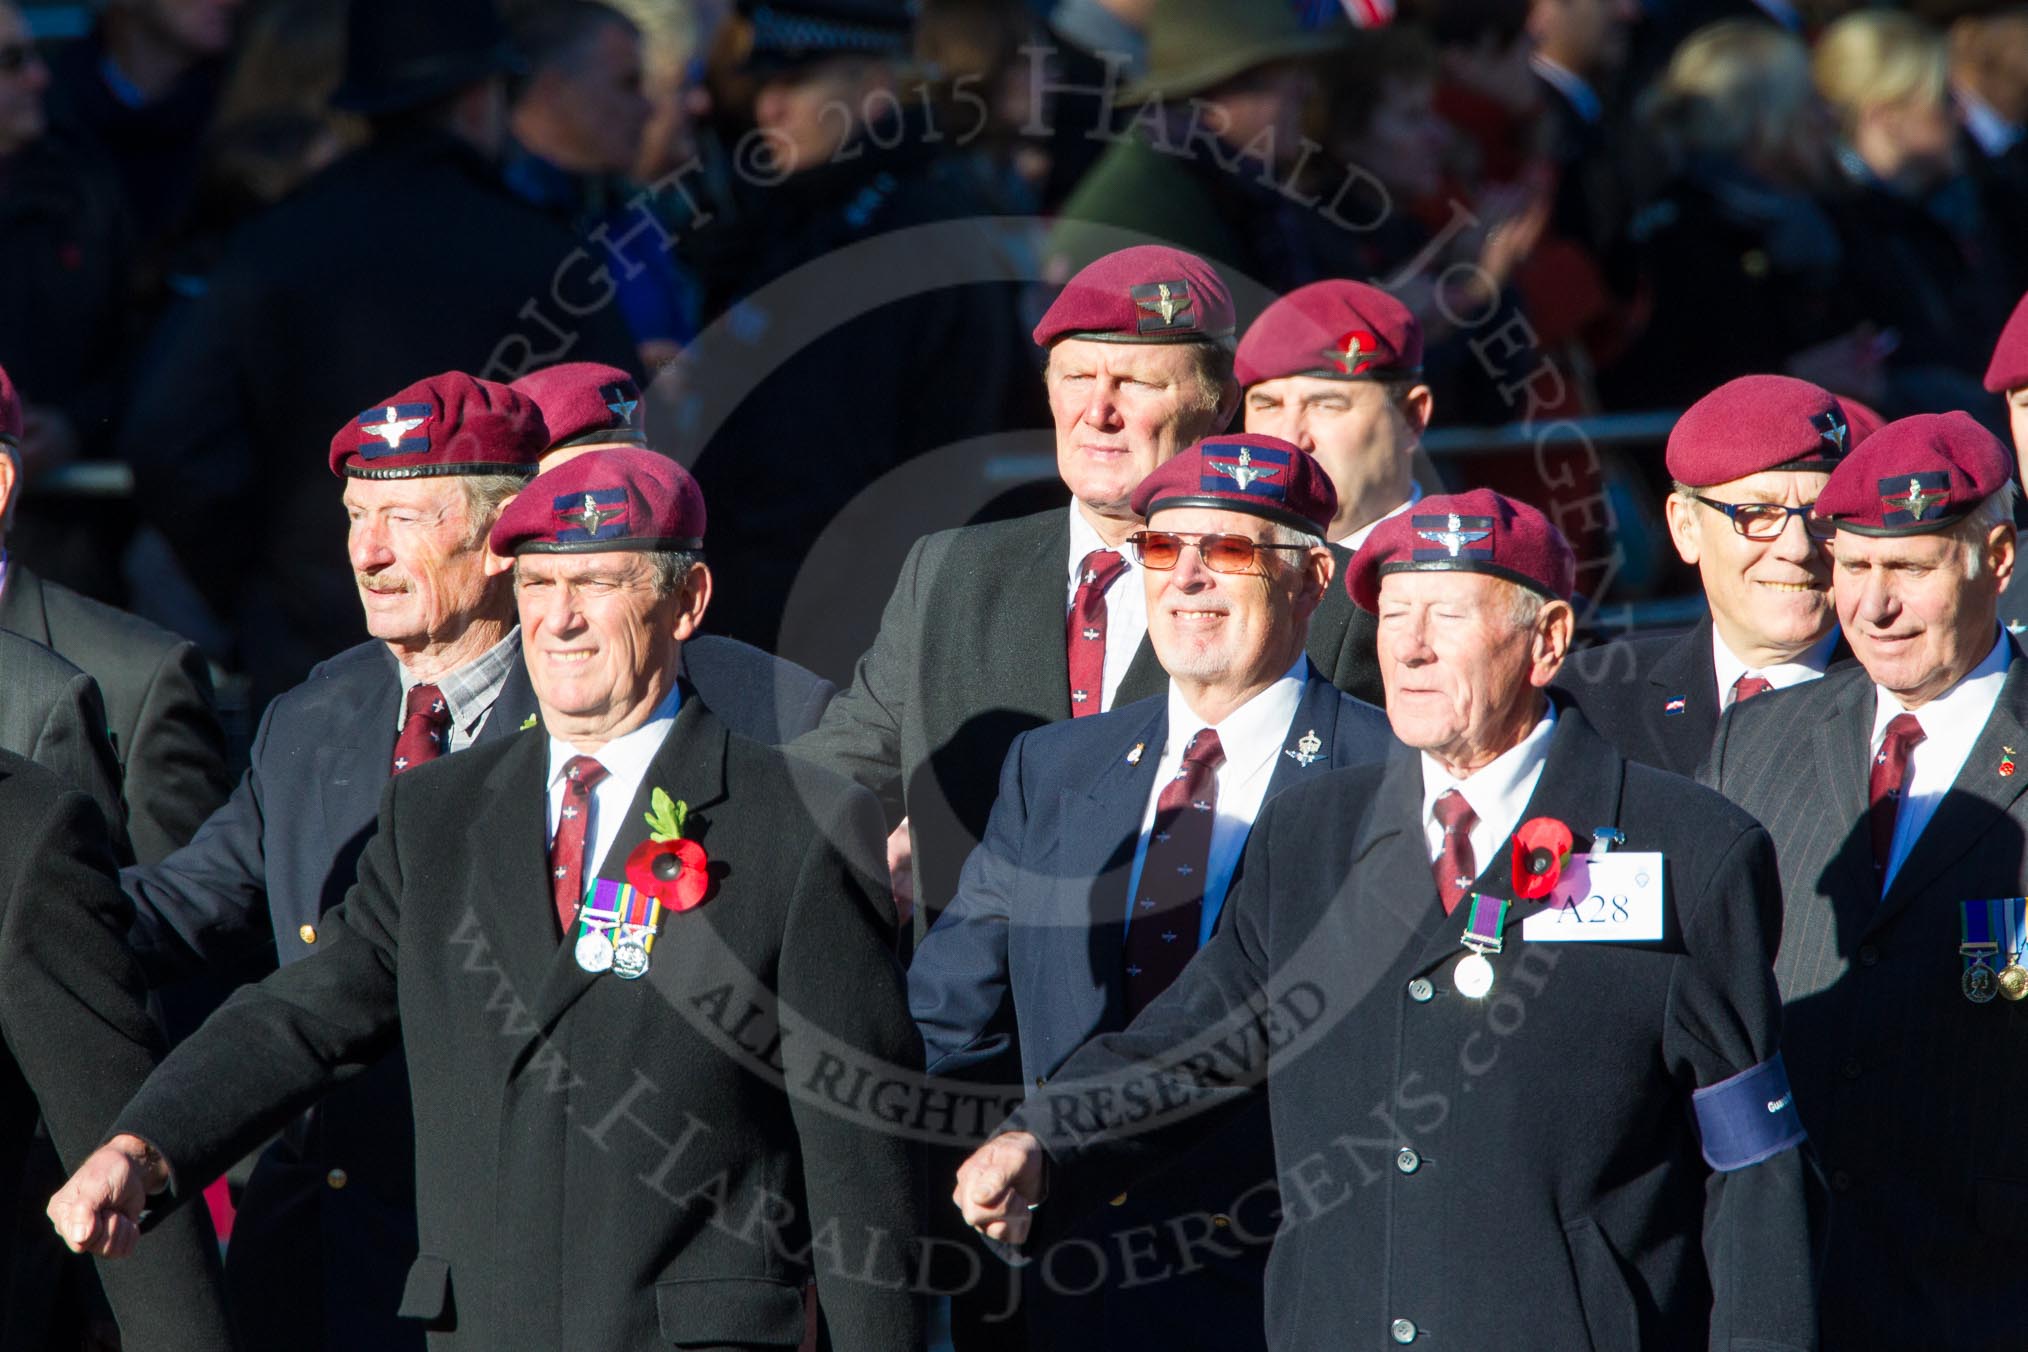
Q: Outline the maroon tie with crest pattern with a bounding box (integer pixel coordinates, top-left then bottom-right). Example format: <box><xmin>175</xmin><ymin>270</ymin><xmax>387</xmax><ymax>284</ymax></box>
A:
<box><xmin>1124</xmin><ymin>729</ymin><xmax>1225</xmax><ymax>1018</ymax></box>
<box><xmin>1068</xmin><ymin>549</ymin><xmax>1128</xmax><ymax>716</ymax></box>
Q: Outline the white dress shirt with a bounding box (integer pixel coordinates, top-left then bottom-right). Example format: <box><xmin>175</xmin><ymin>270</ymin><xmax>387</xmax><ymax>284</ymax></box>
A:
<box><xmin>545</xmin><ymin>683</ymin><xmax>683</xmax><ymax>881</ymax></box>
<box><xmin>1873</xmin><ymin>634</ymin><xmax>2011</xmax><ymax>892</ymax></box>
<box><xmin>1336</xmin><ymin>483</ymin><xmax>1422</xmax><ymax>553</ymax></box>
<box><xmin>1421</xmin><ymin>705</ymin><xmax>1557</xmax><ymax>878</ymax></box>
<box><xmin>1067</xmin><ymin>502</ymin><xmax>1148</xmax><ymax>713</ymax></box>
<box><xmin>1122</xmin><ymin>658</ymin><xmax>1307</xmax><ymax>945</ymax></box>
<box><xmin>1713</xmin><ymin>626</ymin><xmax>1839</xmax><ymax>711</ymax></box>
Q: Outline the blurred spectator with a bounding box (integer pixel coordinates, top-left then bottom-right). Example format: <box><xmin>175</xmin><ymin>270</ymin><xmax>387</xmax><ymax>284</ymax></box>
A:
<box><xmin>1048</xmin><ymin>0</ymin><xmax>1339</xmax><ymax>312</ymax></box>
<box><xmin>675</xmin><ymin>0</ymin><xmax>1040</xmax><ymax>681</ymax></box>
<box><xmin>42</xmin><ymin>0</ymin><xmax>241</xmax><ymax>251</ymax></box>
<box><xmin>506</xmin><ymin>0</ymin><xmax>694</xmax><ymax>370</ymax></box>
<box><xmin>1412</xmin><ymin>0</ymin><xmax>1540</xmax><ymax>186</ymax></box>
<box><xmin>1605</xmin><ymin>20</ymin><xmax>1864</xmax><ymax>409</ymax></box>
<box><xmin>0</xmin><ymin>0</ymin><xmax>132</xmax><ymax>467</ymax></box>
<box><xmin>917</xmin><ymin>0</ymin><xmax>1049</xmax><ymax>209</ymax></box>
<box><xmin>1928</xmin><ymin>0</ymin><xmax>2028</xmax><ymax>291</ymax></box>
<box><xmin>1034</xmin><ymin>0</ymin><xmax>1149</xmax><ymax>208</ymax></box>
<box><xmin>1816</xmin><ymin>9</ymin><xmax>2009</xmax><ymax>420</ymax></box>
<box><xmin>117</xmin><ymin>0</ymin><xmax>638</xmax><ymax>710</ymax></box>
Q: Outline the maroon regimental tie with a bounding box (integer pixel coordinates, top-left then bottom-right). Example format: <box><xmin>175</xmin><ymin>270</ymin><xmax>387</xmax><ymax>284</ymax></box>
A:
<box><xmin>550</xmin><ymin>756</ymin><xmax>610</xmax><ymax>932</ymax></box>
<box><xmin>392</xmin><ymin>683</ymin><xmax>449</xmax><ymax>775</ymax></box>
<box><xmin>1067</xmin><ymin>548</ymin><xmax>1129</xmax><ymax>716</ymax></box>
<box><xmin>1730</xmin><ymin>674</ymin><xmax>1774</xmax><ymax>705</ymax></box>
<box><xmin>1868</xmin><ymin>714</ymin><xmax>1925</xmax><ymax>887</ymax></box>
<box><xmin>1432</xmin><ymin>788</ymin><xmax>1479</xmax><ymax>916</ymax></box>
<box><xmin>1124</xmin><ymin>729</ymin><xmax>1225</xmax><ymax>1018</ymax></box>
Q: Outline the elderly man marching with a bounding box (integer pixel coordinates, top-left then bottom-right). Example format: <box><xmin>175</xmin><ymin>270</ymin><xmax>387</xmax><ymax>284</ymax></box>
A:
<box><xmin>56</xmin><ymin>449</ymin><xmax>925</xmax><ymax>1350</ymax></box>
<box><xmin>954</xmin><ymin>489</ymin><xmax>1819</xmax><ymax>1351</ymax></box>
<box><xmin>1703</xmin><ymin>412</ymin><xmax>2028</xmax><ymax>1351</ymax></box>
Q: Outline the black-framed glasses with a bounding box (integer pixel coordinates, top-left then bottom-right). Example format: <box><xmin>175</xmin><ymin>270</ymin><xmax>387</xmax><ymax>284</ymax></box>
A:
<box><xmin>1127</xmin><ymin>530</ymin><xmax>1311</xmax><ymax>574</ymax></box>
<box><xmin>1692</xmin><ymin>495</ymin><xmax>1836</xmax><ymax>542</ymax></box>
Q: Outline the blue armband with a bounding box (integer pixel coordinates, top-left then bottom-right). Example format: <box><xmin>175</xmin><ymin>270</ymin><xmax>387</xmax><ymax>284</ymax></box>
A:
<box><xmin>1691</xmin><ymin>1052</ymin><xmax>1806</xmax><ymax>1171</ymax></box>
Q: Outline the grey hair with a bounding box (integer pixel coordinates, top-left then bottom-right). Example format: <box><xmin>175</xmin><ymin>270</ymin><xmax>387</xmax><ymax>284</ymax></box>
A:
<box><xmin>646</xmin><ymin>550</ymin><xmax>704</xmax><ymax>597</ymax></box>
<box><xmin>1503</xmin><ymin>579</ymin><xmax>1547</xmax><ymax>631</ymax></box>
<box><xmin>461</xmin><ymin>474</ymin><xmax>535</xmax><ymax>548</ymax></box>
<box><xmin>1268</xmin><ymin>521</ymin><xmax>1326</xmax><ymax>552</ymax></box>
<box><xmin>1958</xmin><ymin>481</ymin><xmax>2019</xmax><ymax>579</ymax></box>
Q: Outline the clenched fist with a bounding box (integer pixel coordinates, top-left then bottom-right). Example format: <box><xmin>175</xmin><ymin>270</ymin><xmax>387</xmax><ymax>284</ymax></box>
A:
<box><xmin>47</xmin><ymin>1134</ymin><xmax>168</xmax><ymax>1258</ymax></box>
<box><xmin>953</xmin><ymin>1131</ymin><xmax>1046</xmax><ymax>1245</ymax></box>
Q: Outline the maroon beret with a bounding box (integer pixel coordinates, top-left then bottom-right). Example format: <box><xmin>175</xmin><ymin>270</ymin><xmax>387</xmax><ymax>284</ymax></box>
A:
<box><xmin>1033</xmin><ymin>245</ymin><xmax>1235</xmax><ymax>347</ymax></box>
<box><xmin>1812</xmin><ymin>411</ymin><xmax>2012</xmax><ymax>537</ymax></box>
<box><xmin>1985</xmin><ymin>289</ymin><xmax>2028</xmax><ymax>393</ymax></box>
<box><xmin>0</xmin><ymin>364</ymin><xmax>18</xmax><ymax>448</ymax></box>
<box><xmin>329</xmin><ymin>372</ymin><xmax>546</xmax><ymax>480</ymax></box>
<box><xmin>1129</xmin><ymin>433</ymin><xmax>1338</xmax><ymax>536</ymax></box>
<box><xmin>1838</xmin><ymin>396</ymin><xmax>1887</xmax><ymax>446</ymax></box>
<box><xmin>1347</xmin><ymin>487</ymin><xmax>1576</xmax><ymax>612</ymax></box>
<box><xmin>1663</xmin><ymin>375</ymin><xmax>1850</xmax><ymax>486</ymax></box>
<box><xmin>1234</xmin><ymin>279</ymin><xmax>1423</xmax><ymax>387</ymax></box>
<box><xmin>489</xmin><ymin>448</ymin><xmax>706</xmax><ymax>556</ymax></box>
<box><xmin>511</xmin><ymin>361</ymin><xmax>645</xmax><ymax>451</ymax></box>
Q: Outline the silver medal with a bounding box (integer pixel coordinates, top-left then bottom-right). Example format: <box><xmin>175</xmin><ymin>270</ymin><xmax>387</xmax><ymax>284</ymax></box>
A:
<box><xmin>612</xmin><ymin>937</ymin><xmax>651</xmax><ymax>980</ymax></box>
<box><xmin>1964</xmin><ymin>961</ymin><xmax>1999</xmax><ymax>1004</ymax></box>
<box><xmin>574</xmin><ymin>929</ymin><xmax>614</xmax><ymax>974</ymax></box>
<box><xmin>1454</xmin><ymin>951</ymin><xmax>1495</xmax><ymax>999</ymax></box>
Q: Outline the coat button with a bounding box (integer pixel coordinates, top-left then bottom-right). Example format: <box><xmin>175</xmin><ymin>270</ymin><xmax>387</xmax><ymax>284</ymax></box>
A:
<box><xmin>1211</xmin><ymin>1214</ymin><xmax>1231</xmax><ymax>1229</ymax></box>
<box><xmin>1391</xmin><ymin>1317</ymin><xmax>1418</xmax><ymax>1343</ymax></box>
<box><xmin>1841</xmin><ymin>1058</ymin><xmax>1861</xmax><ymax>1081</ymax></box>
<box><xmin>1831</xmin><ymin>1169</ymin><xmax>1853</xmax><ymax>1193</ymax></box>
<box><xmin>299</xmin><ymin>924</ymin><xmax>317</xmax><ymax>944</ymax></box>
<box><xmin>1858</xmin><ymin>945</ymin><xmax>1879</xmax><ymax>967</ymax></box>
<box><xmin>1109</xmin><ymin>1192</ymin><xmax>1128</xmax><ymax>1207</ymax></box>
<box><xmin>1395</xmin><ymin>1148</ymin><xmax>1421</xmax><ymax>1174</ymax></box>
<box><xmin>326</xmin><ymin>1168</ymin><xmax>348</xmax><ymax>1190</ymax></box>
<box><xmin>1407</xmin><ymin>978</ymin><xmax>1435</xmax><ymax>1003</ymax></box>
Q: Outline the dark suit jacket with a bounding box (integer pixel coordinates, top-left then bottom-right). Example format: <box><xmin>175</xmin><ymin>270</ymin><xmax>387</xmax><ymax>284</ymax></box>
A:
<box><xmin>791</xmin><ymin>509</ymin><xmax>1383</xmax><ymax>938</ymax></box>
<box><xmin>1702</xmin><ymin>655</ymin><xmax>2028</xmax><ymax>1351</ymax></box>
<box><xmin>0</xmin><ymin>751</ymin><xmax>231</xmax><ymax>1351</ymax></box>
<box><xmin>0</xmin><ymin>627</ymin><xmax>127</xmax><ymax>861</ymax></box>
<box><xmin>115</xmin><ymin>701</ymin><xmax>925</xmax><ymax>1350</ymax></box>
<box><xmin>910</xmin><ymin>671</ymin><xmax>1388</xmax><ymax>1350</ymax></box>
<box><xmin>1556</xmin><ymin>614</ymin><xmax>1854</xmax><ymax>778</ymax></box>
<box><xmin>1021</xmin><ymin>707</ymin><xmax>1818</xmax><ymax>1351</ymax></box>
<box><xmin>0</xmin><ymin>561</ymin><xmax>230</xmax><ymax>865</ymax></box>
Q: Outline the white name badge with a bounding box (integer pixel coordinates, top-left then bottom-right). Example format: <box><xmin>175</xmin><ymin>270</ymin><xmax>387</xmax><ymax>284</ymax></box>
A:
<box><xmin>1522</xmin><ymin>853</ymin><xmax>1665</xmax><ymax>942</ymax></box>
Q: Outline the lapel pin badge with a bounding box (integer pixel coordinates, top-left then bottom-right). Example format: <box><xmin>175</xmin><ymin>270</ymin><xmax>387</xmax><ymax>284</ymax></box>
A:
<box><xmin>2003</xmin><ymin>747</ymin><xmax>2017</xmax><ymax>778</ymax></box>
<box><xmin>1126</xmin><ymin>742</ymin><xmax>1145</xmax><ymax>766</ymax></box>
<box><xmin>518</xmin><ymin>713</ymin><xmax>539</xmax><ymax>731</ymax></box>
<box><xmin>1663</xmin><ymin>696</ymin><xmax>1687</xmax><ymax>716</ymax></box>
<box><xmin>1283</xmin><ymin>728</ymin><xmax>1323</xmax><ymax>767</ymax></box>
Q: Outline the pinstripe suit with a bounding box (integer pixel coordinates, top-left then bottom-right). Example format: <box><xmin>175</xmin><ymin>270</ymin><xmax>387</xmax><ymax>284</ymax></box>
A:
<box><xmin>1703</xmin><ymin>656</ymin><xmax>2028</xmax><ymax>1352</ymax></box>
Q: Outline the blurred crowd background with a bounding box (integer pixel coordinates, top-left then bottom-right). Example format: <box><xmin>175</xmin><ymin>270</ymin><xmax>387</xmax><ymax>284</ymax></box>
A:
<box><xmin>3</xmin><ymin>0</ymin><xmax>2024</xmax><ymax>741</ymax></box>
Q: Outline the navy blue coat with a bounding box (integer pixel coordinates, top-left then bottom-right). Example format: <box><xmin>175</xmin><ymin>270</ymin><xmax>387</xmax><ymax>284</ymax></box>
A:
<box><xmin>121</xmin><ymin>633</ymin><xmax>831</xmax><ymax>1352</ymax></box>
<box><xmin>910</xmin><ymin>668</ymin><xmax>1389</xmax><ymax>1350</ymax></box>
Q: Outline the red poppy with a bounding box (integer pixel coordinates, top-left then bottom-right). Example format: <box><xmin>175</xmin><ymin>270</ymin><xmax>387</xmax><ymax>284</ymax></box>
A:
<box><xmin>1510</xmin><ymin>817</ymin><xmax>1573</xmax><ymax>900</ymax></box>
<box><xmin>625</xmin><ymin>837</ymin><xmax>711</xmax><ymax>911</ymax></box>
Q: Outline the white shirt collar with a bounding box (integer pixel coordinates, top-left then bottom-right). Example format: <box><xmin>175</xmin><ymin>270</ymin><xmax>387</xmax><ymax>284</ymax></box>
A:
<box><xmin>1712</xmin><ymin>625</ymin><xmax>1840</xmax><ymax>710</ymax></box>
<box><xmin>1162</xmin><ymin>655</ymin><xmax>1308</xmax><ymax>782</ymax></box>
<box><xmin>1420</xmin><ymin>703</ymin><xmax>1557</xmax><ymax>880</ymax></box>
<box><xmin>546</xmin><ymin>681</ymin><xmax>683</xmax><ymax>796</ymax></box>
<box><xmin>1871</xmin><ymin>632</ymin><xmax>2012</xmax><ymax>742</ymax></box>
<box><xmin>1067</xmin><ymin>502</ymin><xmax>1138</xmax><ymax>583</ymax></box>
<box><xmin>1960</xmin><ymin>85</ymin><xmax>2022</xmax><ymax>159</ymax></box>
<box><xmin>1336</xmin><ymin>484</ymin><xmax>1423</xmax><ymax>552</ymax></box>
<box><xmin>1530</xmin><ymin>53</ymin><xmax>1601</xmax><ymax>124</ymax></box>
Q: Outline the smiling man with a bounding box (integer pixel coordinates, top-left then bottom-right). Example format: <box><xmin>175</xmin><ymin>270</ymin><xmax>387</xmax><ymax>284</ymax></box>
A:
<box><xmin>1557</xmin><ymin>374</ymin><xmax>1853</xmax><ymax>774</ymax></box>
<box><xmin>908</xmin><ymin>434</ymin><xmax>1388</xmax><ymax>1351</ymax></box>
<box><xmin>955</xmin><ymin>487</ymin><xmax>1816</xmax><ymax>1351</ymax></box>
<box><xmin>1703</xmin><ymin>412</ymin><xmax>2028</xmax><ymax>1351</ymax></box>
<box><xmin>52</xmin><ymin>448</ymin><xmax>924</xmax><ymax>1350</ymax></box>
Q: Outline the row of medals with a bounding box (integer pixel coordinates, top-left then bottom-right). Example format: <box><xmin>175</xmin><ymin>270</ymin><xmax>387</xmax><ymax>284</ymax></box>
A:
<box><xmin>1964</xmin><ymin>955</ymin><xmax>2028</xmax><ymax>1004</ymax></box>
<box><xmin>577</xmin><ymin>920</ymin><xmax>654</xmax><ymax>980</ymax></box>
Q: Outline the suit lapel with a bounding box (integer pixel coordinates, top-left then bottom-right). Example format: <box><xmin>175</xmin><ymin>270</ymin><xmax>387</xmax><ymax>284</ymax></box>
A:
<box><xmin>1353</xmin><ymin>746</ymin><xmax>1451</xmax><ymax>955</ymax></box>
<box><xmin>1874</xmin><ymin>659</ymin><xmax>2028</xmax><ymax>933</ymax></box>
<box><xmin>1806</xmin><ymin>671</ymin><xmax>1884</xmax><ymax>940</ymax></box>
<box><xmin>1068</xmin><ymin>703</ymin><xmax>1169</xmax><ymax>1026</ymax></box>
<box><xmin>1263</xmin><ymin>671</ymin><xmax>1344</xmax><ymax>799</ymax></box>
<box><xmin>526</xmin><ymin>699</ymin><xmax>729</xmax><ymax>1033</ymax></box>
<box><xmin>464</xmin><ymin>731</ymin><xmax>561</xmax><ymax>1014</ymax></box>
<box><xmin>315</xmin><ymin>652</ymin><xmax>401</xmax><ymax>879</ymax></box>
<box><xmin>1004</xmin><ymin>512</ymin><xmax>1074</xmax><ymax>719</ymax></box>
<box><xmin>1647</xmin><ymin>618</ymin><xmax>1718</xmax><ymax>773</ymax></box>
<box><xmin>477</xmin><ymin>654</ymin><xmax>539</xmax><ymax>745</ymax></box>
<box><xmin>0</xmin><ymin>566</ymin><xmax>50</xmax><ymax>645</ymax></box>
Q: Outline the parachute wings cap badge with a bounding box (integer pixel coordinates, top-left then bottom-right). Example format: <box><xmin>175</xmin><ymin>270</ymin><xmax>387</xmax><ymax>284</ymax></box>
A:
<box><xmin>1879</xmin><ymin>472</ymin><xmax>1950</xmax><ymax>525</ymax></box>
<box><xmin>1412</xmin><ymin>512</ymin><xmax>1494</xmax><ymax>560</ymax></box>
<box><xmin>1206</xmin><ymin>446</ymin><xmax>1283</xmax><ymax>493</ymax></box>
<box><xmin>356</xmin><ymin>403</ymin><xmax>433</xmax><ymax>458</ymax></box>
<box><xmin>552</xmin><ymin>488</ymin><xmax>629</xmax><ymax>541</ymax></box>
<box><xmin>1324</xmin><ymin>329</ymin><xmax>1380</xmax><ymax>376</ymax></box>
<box><xmin>1131</xmin><ymin>280</ymin><xmax>1198</xmax><ymax>335</ymax></box>
<box><xmin>1812</xmin><ymin>408</ymin><xmax>1849</xmax><ymax>457</ymax></box>
<box><xmin>601</xmin><ymin>383</ymin><xmax>640</xmax><ymax>426</ymax></box>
